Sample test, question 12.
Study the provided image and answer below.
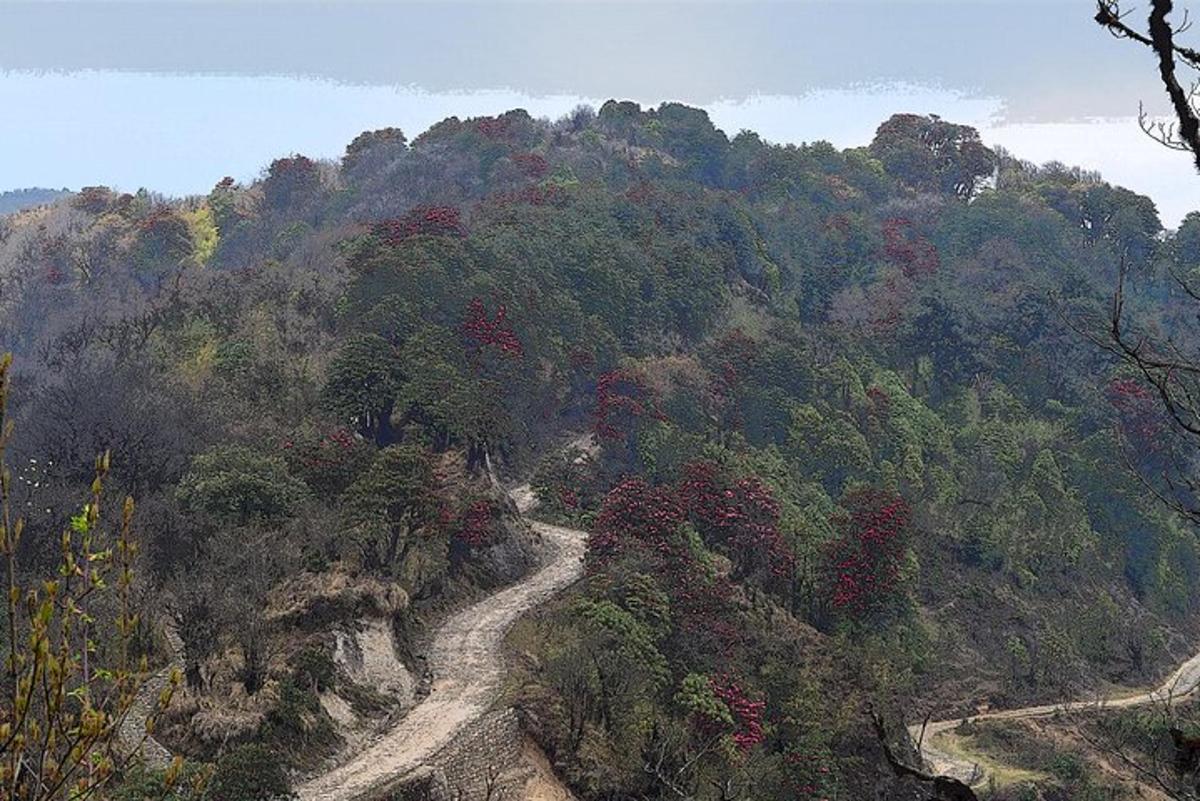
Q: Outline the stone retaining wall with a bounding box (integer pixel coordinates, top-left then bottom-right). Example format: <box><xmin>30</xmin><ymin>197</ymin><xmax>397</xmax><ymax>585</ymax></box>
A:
<box><xmin>381</xmin><ymin>709</ymin><xmax>525</xmax><ymax>801</ymax></box>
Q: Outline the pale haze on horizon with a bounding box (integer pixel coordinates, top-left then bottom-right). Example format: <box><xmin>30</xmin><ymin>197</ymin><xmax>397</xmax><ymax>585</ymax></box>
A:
<box><xmin>2</xmin><ymin>0</ymin><xmax>1199</xmax><ymax>225</ymax></box>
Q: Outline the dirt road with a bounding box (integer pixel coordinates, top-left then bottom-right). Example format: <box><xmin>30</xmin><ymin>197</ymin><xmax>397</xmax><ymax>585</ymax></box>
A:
<box><xmin>911</xmin><ymin>648</ymin><xmax>1200</xmax><ymax>784</ymax></box>
<box><xmin>295</xmin><ymin>491</ymin><xmax>586</xmax><ymax>801</ymax></box>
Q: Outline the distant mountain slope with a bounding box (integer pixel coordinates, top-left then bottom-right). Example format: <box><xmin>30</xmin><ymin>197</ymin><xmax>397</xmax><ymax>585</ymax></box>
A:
<box><xmin>0</xmin><ymin>187</ymin><xmax>69</xmax><ymax>215</ymax></box>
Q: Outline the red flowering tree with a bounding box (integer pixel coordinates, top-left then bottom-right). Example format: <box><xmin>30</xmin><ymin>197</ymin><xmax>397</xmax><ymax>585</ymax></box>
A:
<box><xmin>825</xmin><ymin>487</ymin><xmax>911</xmax><ymax>621</ymax></box>
<box><xmin>476</xmin><ymin>116</ymin><xmax>511</xmax><ymax>140</ymax></box>
<box><xmin>512</xmin><ymin>151</ymin><xmax>549</xmax><ymax>179</ymax></box>
<box><xmin>589</xmin><ymin>477</ymin><xmax>745</xmax><ymax>665</ymax></box>
<box><xmin>373</xmin><ymin>205</ymin><xmax>464</xmax><ymax>245</ymax></box>
<box><xmin>709</xmin><ymin>675</ymin><xmax>766</xmax><ymax>753</ymax></box>
<box><xmin>587</xmin><ymin>477</ymin><xmax>685</xmax><ymax>569</ymax></box>
<box><xmin>676</xmin><ymin>461</ymin><xmax>793</xmax><ymax>583</ymax></box>
<box><xmin>453</xmin><ymin>498</ymin><xmax>497</xmax><ymax>549</ymax></box>
<box><xmin>280</xmin><ymin>426</ymin><xmax>373</xmax><ymax>496</ymax></box>
<box><xmin>461</xmin><ymin>297</ymin><xmax>524</xmax><ymax>359</ymax></box>
<box><xmin>882</xmin><ymin>217</ymin><xmax>939</xmax><ymax>278</ymax></box>
<box><xmin>678</xmin><ymin>672</ymin><xmax>766</xmax><ymax>757</ymax></box>
<box><xmin>785</xmin><ymin>746</ymin><xmax>839</xmax><ymax>801</ymax></box>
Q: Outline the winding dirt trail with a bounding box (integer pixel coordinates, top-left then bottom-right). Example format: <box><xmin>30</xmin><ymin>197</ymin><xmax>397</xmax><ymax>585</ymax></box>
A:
<box><xmin>124</xmin><ymin>478</ymin><xmax>586</xmax><ymax>800</ymax></box>
<box><xmin>912</xmin><ymin>648</ymin><xmax>1200</xmax><ymax>785</ymax></box>
<box><xmin>295</xmin><ymin>486</ymin><xmax>586</xmax><ymax>801</ymax></box>
<box><xmin>117</xmin><ymin>623</ymin><xmax>182</xmax><ymax>769</ymax></box>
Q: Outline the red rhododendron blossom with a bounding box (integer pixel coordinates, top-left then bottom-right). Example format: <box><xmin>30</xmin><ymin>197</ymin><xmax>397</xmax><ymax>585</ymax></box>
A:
<box><xmin>373</xmin><ymin>205</ymin><xmax>464</xmax><ymax>245</ymax></box>
<box><xmin>455</xmin><ymin>500</ymin><xmax>495</xmax><ymax>548</ymax></box>
<box><xmin>826</xmin><ymin>488</ymin><xmax>910</xmax><ymax>618</ymax></box>
<box><xmin>476</xmin><ymin>116</ymin><xmax>511</xmax><ymax>139</ymax></box>
<box><xmin>587</xmin><ymin>478</ymin><xmax>685</xmax><ymax>567</ymax></box>
<box><xmin>461</xmin><ymin>298</ymin><xmax>524</xmax><ymax>358</ymax></box>
<box><xmin>677</xmin><ymin>461</ymin><xmax>793</xmax><ymax>579</ymax></box>
<box><xmin>694</xmin><ymin>675</ymin><xmax>766</xmax><ymax>754</ymax></box>
<box><xmin>512</xmin><ymin>152</ymin><xmax>550</xmax><ymax>179</ymax></box>
<box><xmin>284</xmin><ymin>427</ymin><xmax>358</xmax><ymax>470</ymax></box>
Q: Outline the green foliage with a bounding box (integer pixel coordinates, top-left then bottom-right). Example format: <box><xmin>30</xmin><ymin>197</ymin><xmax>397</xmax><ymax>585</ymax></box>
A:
<box><xmin>322</xmin><ymin>334</ymin><xmax>402</xmax><ymax>444</ymax></box>
<box><xmin>675</xmin><ymin>673</ymin><xmax>733</xmax><ymax>727</ymax></box>
<box><xmin>176</xmin><ymin>444</ymin><xmax>307</xmax><ymax>523</ymax></box>
<box><xmin>6</xmin><ymin>101</ymin><xmax>1199</xmax><ymax>800</ymax></box>
<box><xmin>290</xmin><ymin>646</ymin><xmax>336</xmax><ymax>693</ymax></box>
<box><xmin>870</xmin><ymin>113</ymin><xmax>996</xmax><ymax>199</ymax></box>
<box><xmin>341</xmin><ymin>445</ymin><xmax>440</xmax><ymax>573</ymax></box>
<box><xmin>203</xmin><ymin>744</ymin><xmax>294</xmax><ymax>801</ymax></box>
<box><xmin>108</xmin><ymin>762</ymin><xmax>209</xmax><ymax>801</ymax></box>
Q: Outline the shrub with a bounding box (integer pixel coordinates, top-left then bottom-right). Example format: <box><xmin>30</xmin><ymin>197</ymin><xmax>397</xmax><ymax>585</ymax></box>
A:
<box><xmin>204</xmin><ymin>744</ymin><xmax>294</xmax><ymax>801</ymax></box>
<box><xmin>176</xmin><ymin>444</ymin><xmax>308</xmax><ymax>524</ymax></box>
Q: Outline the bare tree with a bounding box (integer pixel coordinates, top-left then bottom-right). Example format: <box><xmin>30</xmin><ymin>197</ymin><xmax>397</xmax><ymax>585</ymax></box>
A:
<box><xmin>1075</xmin><ymin>255</ymin><xmax>1200</xmax><ymax>522</ymax></box>
<box><xmin>868</xmin><ymin>709</ymin><xmax>978</xmax><ymax>801</ymax></box>
<box><xmin>1096</xmin><ymin>0</ymin><xmax>1200</xmax><ymax>168</ymax></box>
<box><xmin>1066</xmin><ymin>695</ymin><xmax>1200</xmax><ymax>800</ymax></box>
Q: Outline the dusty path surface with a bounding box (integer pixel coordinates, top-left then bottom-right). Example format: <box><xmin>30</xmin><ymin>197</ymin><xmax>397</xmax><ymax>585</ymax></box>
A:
<box><xmin>118</xmin><ymin>622</ymin><xmax>183</xmax><ymax>769</ymax></box>
<box><xmin>912</xmin><ymin>648</ymin><xmax>1200</xmax><ymax>784</ymax></box>
<box><xmin>296</xmin><ymin>486</ymin><xmax>586</xmax><ymax>801</ymax></box>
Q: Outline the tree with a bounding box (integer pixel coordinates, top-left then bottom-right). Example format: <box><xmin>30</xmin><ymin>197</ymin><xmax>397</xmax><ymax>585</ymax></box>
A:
<box><xmin>342</xmin><ymin>127</ymin><xmax>407</xmax><ymax>178</ymax></box>
<box><xmin>341</xmin><ymin>445</ymin><xmax>441</xmax><ymax>572</ymax></box>
<box><xmin>1095</xmin><ymin>0</ymin><xmax>1200</xmax><ymax>171</ymax></box>
<box><xmin>0</xmin><ymin>353</ymin><xmax>178</xmax><ymax>801</ymax></box>
<box><xmin>14</xmin><ymin>360</ymin><xmax>202</xmax><ymax>495</ymax></box>
<box><xmin>394</xmin><ymin>326</ymin><xmax>509</xmax><ymax>462</ymax></box>
<box><xmin>676</xmin><ymin>461</ymin><xmax>793</xmax><ymax>586</ymax></box>
<box><xmin>175</xmin><ymin>444</ymin><xmax>307</xmax><ymax>524</ymax></box>
<box><xmin>869</xmin><ymin>114</ymin><xmax>996</xmax><ymax>200</ymax></box>
<box><xmin>131</xmin><ymin>209</ymin><xmax>194</xmax><ymax>284</ymax></box>
<box><xmin>321</xmin><ymin>334</ymin><xmax>402</xmax><ymax>446</ymax></box>
<box><xmin>262</xmin><ymin>156</ymin><xmax>320</xmax><ymax>211</ymax></box>
<box><xmin>203</xmin><ymin>744</ymin><xmax>293</xmax><ymax>801</ymax></box>
<box><xmin>824</xmin><ymin>487</ymin><xmax>911</xmax><ymax>623</ymax></box>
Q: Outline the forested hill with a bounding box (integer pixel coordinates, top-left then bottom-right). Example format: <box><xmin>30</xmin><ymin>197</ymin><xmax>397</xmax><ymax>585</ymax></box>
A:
<box><xmin>0</xmin><ymin>186</ymin><xmax>69</xmax><ymax>215</ymax></box>
<box><xmin>0</xmin><ymin>102</ymin><xmax>1194</xmax><ymax>799</ymax></box>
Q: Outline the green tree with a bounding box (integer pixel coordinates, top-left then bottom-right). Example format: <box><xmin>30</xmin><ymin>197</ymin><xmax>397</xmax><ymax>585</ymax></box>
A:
<box><xmin>176</xmin><ymin>444</ymin><xmax>307</xmax><ymax>524</ymax></box>
<box><xmin>322</xmin><ymin>334</ymin><xmax>402</xmax><ymax>446</ymax></box>
<box><xmin>342</xmin><ymin>445</ymin><xmax>440</xmax><ymax>572</ymax></box>
<box><xmin>869</xmin><ymin>114</ymin><xmax>996</xmax><ymax>200</ymax></box>
<box><xmin>203</xmin><ymin>744</ymin><xmax>292</xmax><ymax>801</ymax></box>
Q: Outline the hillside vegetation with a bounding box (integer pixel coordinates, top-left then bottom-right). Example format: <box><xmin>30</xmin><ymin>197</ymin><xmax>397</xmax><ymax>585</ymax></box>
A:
<box><xmin>0</xmin><ymin>102</ymin><xmax>1196</xmax><ymax>799</ymax></box>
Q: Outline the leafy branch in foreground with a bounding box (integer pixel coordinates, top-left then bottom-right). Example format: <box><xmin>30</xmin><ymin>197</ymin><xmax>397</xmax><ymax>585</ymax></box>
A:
<box><xmin>0</xmin><ymin>353</ymin><xmax>185</xmax><ymax>801</ymax></box>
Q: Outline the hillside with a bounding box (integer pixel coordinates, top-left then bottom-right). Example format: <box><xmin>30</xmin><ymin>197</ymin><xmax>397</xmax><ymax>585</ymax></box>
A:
<box><xmin>1</xmin><ymin>102</ymin><xmax>1196</xmax><ymax>800</ymax></box>
<box><xmin>0</xmin><ymin>186</ymin><xmax>69</xmax><ymax>215</ymax></box>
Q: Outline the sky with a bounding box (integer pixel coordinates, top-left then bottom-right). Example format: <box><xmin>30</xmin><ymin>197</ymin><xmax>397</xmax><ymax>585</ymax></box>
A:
<box><xmin>3</xmin><ymin>0</ymin><xmax>1200</xmax><ymax>225</ymax></box>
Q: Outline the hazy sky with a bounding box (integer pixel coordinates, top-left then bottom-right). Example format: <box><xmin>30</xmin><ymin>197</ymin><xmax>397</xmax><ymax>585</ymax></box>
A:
<box><xmin>3</xmin><ymin>1</ymin><xmax>1199</xmax><ymax>224</ymax></box>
